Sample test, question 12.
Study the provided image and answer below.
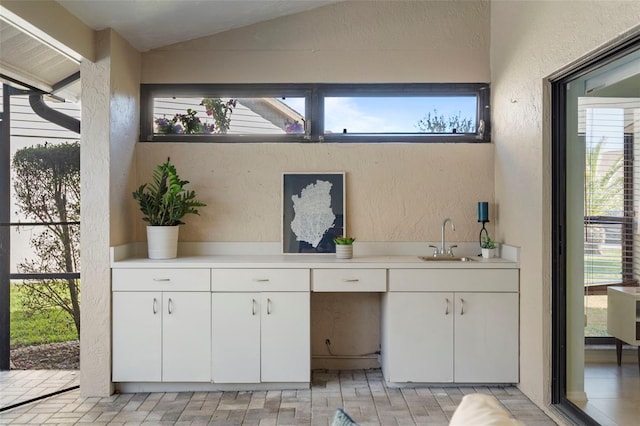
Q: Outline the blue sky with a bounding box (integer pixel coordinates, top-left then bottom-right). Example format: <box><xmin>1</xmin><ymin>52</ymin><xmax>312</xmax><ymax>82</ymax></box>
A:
<box><xmin>283</xmin><ymin>96</ymin><xmax>477</xmax><ymax>133</ymax></box>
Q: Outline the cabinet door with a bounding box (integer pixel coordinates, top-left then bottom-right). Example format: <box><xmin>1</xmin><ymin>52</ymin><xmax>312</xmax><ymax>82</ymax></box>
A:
<box><xmin>261</xmin><ymin>292</ymin><xmax>310</xmax><ymax>382</ymax></box>
<box><xmin>454</xmin><ymin>292</ymin><xmax>519</xmax><ymax>383</ymax></box>
<box><xmin>211</xmin><ymin>293</ymin><xmax>261</xmax><ymax>383</ymax></box>
<box><xmin>112</xmin><ymin>292</ymin><xmax>162</xmax><ymax>382</ymax></box>
<box><xmin>162</xmin><ymin>292</ymin><xmax>211</xmax><ymax>382</ymax></box>
<box><xmin>384</xmin><ymin>292</ymin><xmax>454</xmax><ymax>383</ymax></box>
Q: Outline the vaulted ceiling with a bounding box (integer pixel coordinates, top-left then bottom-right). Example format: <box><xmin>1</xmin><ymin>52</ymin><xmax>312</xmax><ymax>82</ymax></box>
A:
<box><xmin>0</xmin><ymin>0</ymin><xmax>341</xmax><ymax>101</ymax></box>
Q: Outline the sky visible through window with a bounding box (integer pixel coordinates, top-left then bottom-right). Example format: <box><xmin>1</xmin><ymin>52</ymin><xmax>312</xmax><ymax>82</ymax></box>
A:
<box><xmin>282</xmin><ymin>96</ymin><xmax>477</xmax><ymax>133</ymax></box>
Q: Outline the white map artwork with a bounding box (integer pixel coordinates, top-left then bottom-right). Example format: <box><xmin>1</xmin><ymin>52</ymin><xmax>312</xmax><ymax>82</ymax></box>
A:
<box><xmin>290</xmin><ymin>180</ymin><xmax>336</xmax><ymax>248</ymax></box>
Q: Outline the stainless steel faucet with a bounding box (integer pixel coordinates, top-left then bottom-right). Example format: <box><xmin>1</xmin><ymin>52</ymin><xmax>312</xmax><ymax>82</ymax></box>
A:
<box><xmin>429</xmin><ymin>218</ymin><xmax>456</xmax><ymax>256</ymax></box>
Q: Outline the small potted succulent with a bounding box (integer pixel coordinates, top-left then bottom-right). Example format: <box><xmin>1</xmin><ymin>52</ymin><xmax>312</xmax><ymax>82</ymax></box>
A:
<box><xmin>133</xmin><ymin>158</ymin><xmax>206</xmax><ymax>259</ymax></box>
<box><xmin>481</xmin><ymin>235</ymin><xmax>497</xmax><ymax>259</ymax></box>
<box><xmin>333</xmin><ymin>236</ymin><xmax>355</xmax><ymax>259</ymax></box>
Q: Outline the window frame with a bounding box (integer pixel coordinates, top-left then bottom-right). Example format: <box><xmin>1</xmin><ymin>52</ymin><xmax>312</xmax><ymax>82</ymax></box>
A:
<box><xmin>140</xmin><ymin>83</ymin><xmax>490</xmax><ymax>143</ymax></box>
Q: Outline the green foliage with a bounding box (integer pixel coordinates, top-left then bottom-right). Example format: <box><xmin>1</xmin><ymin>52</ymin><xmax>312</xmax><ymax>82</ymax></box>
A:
<box><xmin>10</xmin><ymin>283</ymin><xmax>78</xmax><ymax>347</ymax></box>
<box><xmin>416</xmin><ymin>109</ymin><xmax>474</xmax><ymax>133</ymax></box>
<box><xmin>481</xmin><ymin>235</ymin><xmax>497</xmax><ymax>249</ymax></box>
<box><xmin>333</xmin><ymin>236</ymin><xmax>356</xmax><ymax>245</ymax></box>
<box><xmin>175</xmin><ymin>108</ymin><xmax>203</xmax><ymax>134</ymax></box>
<box><xmin>585</xmin><ymin>137</ymin><xmax>624</xmax><ymax>216</ymax></box>
<box><xmin>200</xmin><ymin>98</ymin><xmax>237</xmax><ymax>134</ymax></box>
<box><xmin>12</xmin><ymin>141</ymin><xmax>81</xmax><ymax>336</ymax></box>
<box><xmin>133</xmin><ymin>158</ymin><xmax>206</xmax><ymax>226</ymax></box>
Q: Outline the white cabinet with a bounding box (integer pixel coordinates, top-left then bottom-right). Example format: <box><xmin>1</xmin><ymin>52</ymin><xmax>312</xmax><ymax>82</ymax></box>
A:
<box><xmin>383</xmin><ymin>292</ymin><xmax>453</xmax><ymax>382</ymax></box>
<box><xmin>453</xmin><ymin>292</ymin><xmax>519</xmax><ymax>382</ymax></box>
<box><xmin>112</xmin><ymin>269</ymin><xmax>211</xmax><ymax>382</ymax></box>
<box><xmin>383</xmin><ymin>269</ymin><xmax>519</xmax><ymax>384</ymax></box>
<box><xmin>211</xmin><ymin>269</ymin><xmax>310</xmax><ymax>383</ymax></box>
<box><xmin>312</xmin><ymin>269</ymin><xmax>387</xmax><ymax>292</ymax></box>
<box><xmin>112</xmin><ymin>291</ymin><xmax>162</xmax><ymax>382</ymax></box>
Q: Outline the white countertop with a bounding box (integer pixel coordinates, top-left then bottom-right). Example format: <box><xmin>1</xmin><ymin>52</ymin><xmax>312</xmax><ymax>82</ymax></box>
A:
<box><xmin>112</xmin><ymin>248</ymin><xmax>518</xmax><ymax>270</ymax></box>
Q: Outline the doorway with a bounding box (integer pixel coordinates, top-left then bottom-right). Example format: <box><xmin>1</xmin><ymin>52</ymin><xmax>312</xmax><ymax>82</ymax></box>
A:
<box><xmin>552</xmin><ymin>35</ymin><xmax>640</xmax><ymax>425</ymax></box>
<box><xmin>0</xmin><ymin>83</ymin><xmax>81</xmax><ymax>410</ymax></box>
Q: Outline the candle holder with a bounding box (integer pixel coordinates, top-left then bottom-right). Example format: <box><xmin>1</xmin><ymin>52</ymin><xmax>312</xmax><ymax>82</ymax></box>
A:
<box><xmin>478</xmin><ymin>201</ymin><xmax>489</xmax><ymax>247</ymax></box>
<box><xmin>479</xmin><ymin>220</ymin><xmax>489</xmax><ymax>247</ymax></box>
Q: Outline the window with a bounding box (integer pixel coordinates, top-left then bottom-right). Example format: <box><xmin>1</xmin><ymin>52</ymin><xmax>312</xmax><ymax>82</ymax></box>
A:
<box><xmin>140</xmin><ymin>83</ymin><xmax>490</xmax><ymax>143</ymax></box>
<box><xmin>581</xmin><ymin>102</ymin><xmax>637</xmax><ymax>339</ymax></box>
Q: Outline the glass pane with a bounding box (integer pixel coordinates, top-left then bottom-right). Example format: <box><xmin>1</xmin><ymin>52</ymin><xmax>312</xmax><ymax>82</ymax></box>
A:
<box><xmin>153</xmin><ymin>97</ymin><xmax>306</xmax><ymax>135</ymax></box>
<box><xmin>9</xmin><ymin>93</ymin><xmax>81</xmax><ymax>275</ymax></box>
<box><xmin>324</xmin><ymin>96</ymin><xmax>477</xmax><ymax>134</ymax></box>
<box><xmin>584</xmin><ymin>294</ymin><xmax>610</xmax><ymax>337</ymax></box>
<box><xmin>584</xmin><ymin>222</ymin><xmax>622</xmax><ymax>286</ymax></box>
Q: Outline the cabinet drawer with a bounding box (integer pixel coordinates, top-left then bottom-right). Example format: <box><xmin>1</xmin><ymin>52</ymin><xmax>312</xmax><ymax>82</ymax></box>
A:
<box><xmin>312</xmin><ymin>269</ymin><xmax>387</xmax><ymax>292</ymax></box>
<box><xmin>212</xmin><ymin>269</ymin><xmax>310</xmax><ymax>292</ymax></box>
<box><xmin>112</xmin><ymin>269</ymin><xmax>210</xmax><ymax>291</ymax></box>
<box><xmin>388</xmin><ymin>269</ymin><xmax>518</xmax><ymax>292</ymax></box>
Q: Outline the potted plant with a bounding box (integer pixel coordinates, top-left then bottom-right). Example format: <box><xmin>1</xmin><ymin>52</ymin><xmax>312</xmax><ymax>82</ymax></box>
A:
<box><xmin>333</xmin><ymin>236</ymin><xmax>355</xmax><ymax>259</ymax></box>
<box><xmin>133</xmin><ymin>158</ymin><xmax>206</xmax><ymax>259</ymax></box>
<box><xmin>481</xmin><ymin>235</ymin><xmax>497</xmax><ymax>259</ymax></box>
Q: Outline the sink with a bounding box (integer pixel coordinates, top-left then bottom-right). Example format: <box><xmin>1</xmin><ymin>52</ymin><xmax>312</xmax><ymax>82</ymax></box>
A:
<box><xmin>419</xmin><ymin>256</ymin><xmax>474</xmax><ymax>262</ymax></box>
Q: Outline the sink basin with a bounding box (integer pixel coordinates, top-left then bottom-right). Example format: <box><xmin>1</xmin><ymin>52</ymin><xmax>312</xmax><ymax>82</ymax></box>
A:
<box><xmin>419</xmin><ymin>256</ymin><xmax>475</xmax><ymax>262</ymax></box>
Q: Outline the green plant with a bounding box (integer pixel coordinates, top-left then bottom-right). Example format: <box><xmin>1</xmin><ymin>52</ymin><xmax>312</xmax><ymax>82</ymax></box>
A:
<box><xmin>132</xmin><ymin>158</ymin><xmax>206</xmax><ymax>226</ymax></box>
<box><xmin>333</xmin><ymin>236</ymin><xmax>356</xmax><ymax>245</ymax></box>
<box><xmin>481</xmin><ymin>235</ymin><xmax>497</xmax><ymax>249</ymax></box>
<box><xmin>201</xmin><ymin>98</ymin><xmax>237</xmax><ymax>133</ymax></box>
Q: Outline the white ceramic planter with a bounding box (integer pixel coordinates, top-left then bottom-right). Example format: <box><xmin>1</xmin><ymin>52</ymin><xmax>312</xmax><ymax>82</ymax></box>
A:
<box><xmin>481</xmin><ymin>248</ymin><xmax>495</xmax><ymax>259</ymax></box>
<box><xmin>335</xmin><ymin>244</ymin><xmax>353</xmax><ymax>259</ymax></box>
<box><xmin>147</xmin><ymin>225</ymin><xmax>179</xmax><ymax>259</ymax></box>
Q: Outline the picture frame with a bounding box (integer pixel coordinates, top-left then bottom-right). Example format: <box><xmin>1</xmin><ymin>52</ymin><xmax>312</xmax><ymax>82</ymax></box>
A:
<box><xmin>282</xmin><ymin>172</ymin><xmax>345</xmax><ymax>254</ymax></box>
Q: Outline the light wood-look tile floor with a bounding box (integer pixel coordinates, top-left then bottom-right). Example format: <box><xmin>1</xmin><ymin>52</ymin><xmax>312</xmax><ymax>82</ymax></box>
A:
<box><xmin>0</xmin><ymin>369</ymin><xmax>556</xmax><ymax>425</ymax></box>
<box><xmin>572</xmin><ymin>362</ymin><xmax>640</xmax><ymax>426</ymax></box>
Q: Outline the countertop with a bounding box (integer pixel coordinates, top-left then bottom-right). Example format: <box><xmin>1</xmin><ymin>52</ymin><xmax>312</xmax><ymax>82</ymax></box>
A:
<box><xmin>111</xmin><ymin>254</ymin><xmax>517</xmax><ymax>269</ymax></box>
<box><xmin>111</xmin><ymin>242</ymin><xmax>520</xmax><ymax>269</ymax></box>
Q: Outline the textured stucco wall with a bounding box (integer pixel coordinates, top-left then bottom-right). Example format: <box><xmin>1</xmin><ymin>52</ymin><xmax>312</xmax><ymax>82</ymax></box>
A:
<box><xmin>135</xmin><ymin>143</ymin><xmax>494</xmax><ymax>244</ymax></box>
<box><xmin>109</xmin><ymin>33</ymin><xmax>140</xmax><ymax>246</ymax></box>
<box><xmin>142</xmin><ymin>0</ymin><xmax>490</xmax><ymax>83</ymax></box>
<box><xmin>80</xmin><ymin>29</ymin><xmax>113</xmax><ymax>397</ymax></box>
<box><xmin>137</xmin><ymin>1</ymin><xmax>492</xmax><ymax>372</ymax></box>
<box><xmin>138</xmin><ymin>0</ymin><xmax>493</xmax><ymax>243</ymax></box>
<box><xmin>491</xmin><ymin>0</ymin><xmax>640</xmax><ymax>408</ymax></box>
<box><xmin>80</xmin><ymin>29</ymin><xmax>140</xmax><ymax>396</ymax></box>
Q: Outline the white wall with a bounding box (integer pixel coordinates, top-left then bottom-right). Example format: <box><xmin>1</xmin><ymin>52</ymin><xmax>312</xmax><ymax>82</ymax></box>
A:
<box><xmin>491</xmin><ymin>0</ymin><xmax>640</xmax><ymax>408</ymax></box>
<box><xmin>80</xmin><ymin>29</ymin><xmax>140</xmax><ymax>397</ymax></box>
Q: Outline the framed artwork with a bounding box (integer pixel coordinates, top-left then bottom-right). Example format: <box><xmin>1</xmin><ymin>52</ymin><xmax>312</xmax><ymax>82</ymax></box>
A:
<box><xmin>282</xmin><ymin>172</ymin><xmax>345</xmax><ymax>254</ymax></box>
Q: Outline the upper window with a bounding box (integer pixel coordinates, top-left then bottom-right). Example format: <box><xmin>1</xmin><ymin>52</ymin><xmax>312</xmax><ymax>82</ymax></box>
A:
<box><xmin>140</xmin><ymin>83</ymin><xmax>490</xmax><ymax>143</ymax></box>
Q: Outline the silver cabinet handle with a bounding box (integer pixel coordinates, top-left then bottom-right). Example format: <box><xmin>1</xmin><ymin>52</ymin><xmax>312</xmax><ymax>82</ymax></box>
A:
<box><xmin>168</xmin><ymin>298</ymin><xmax>173</xmax><ymax>315</ymax></box>
<box><xmin>153</xmin><ymin>298</ymin><xmax>158</xmax><ymax>314</ymax></box>
<box><xmin>267</xmin><ymin>298</ymin><xmax>272</xmax><ymax>315</ymax></box>
<box><xmin>342</xmin><ymin>279</ymin><xmax>360</xmax><ymax>282</ymax></box>
<box><xmin>460</xmin><ymin>298</ymin><xmax>465</xmax><ymax>315</ymax></box>
<box><xmin>252</xmin><ymin>298</ymin><xmax>256</xmax><ymax>316</ymax></box>
<box><xmin>253</xmin><ymin>278</ymin><xmax>270</xmax><ymax>282</ymax></box>
<box><xmin>445</xmin><ymin>298</ymin><xmax>450</xmax><ymax>315</ymax></box>
<box><xmin>153</xmin><ymin>278</ymin><xmax>170</xmax><ymax>282</ymax></box>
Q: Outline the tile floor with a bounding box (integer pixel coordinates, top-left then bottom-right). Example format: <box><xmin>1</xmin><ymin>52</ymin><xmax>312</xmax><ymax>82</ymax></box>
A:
<box><xmin>0</xmin><ymin>369</ymin><xmax>555</xmax><ymax>425</ymax></box>
<box><xmin>0</xmin><ymin>370</ymin><xmax>79</xmax><ymax>409</ymax></box>
<box><xmin>572</xmin><ymin>362</ymin><xmax>640</xmax><ymax>426</ymax></box>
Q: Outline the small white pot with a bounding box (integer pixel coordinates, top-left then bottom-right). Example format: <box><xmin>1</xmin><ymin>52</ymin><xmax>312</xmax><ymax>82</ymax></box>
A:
<box><xmin>481</xmin><ymin>248</ymin><xmax>495</xmax><ymax>259</ymax></box>
<box><xmin>335</xmin><ymin>244</ymin><xmax>353</xmax><ymax>259</ymax></box>
<box><xmin>147</xmin><ymin>225</ymin><xmax>179</xmax><ymax>259</ymax></box>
